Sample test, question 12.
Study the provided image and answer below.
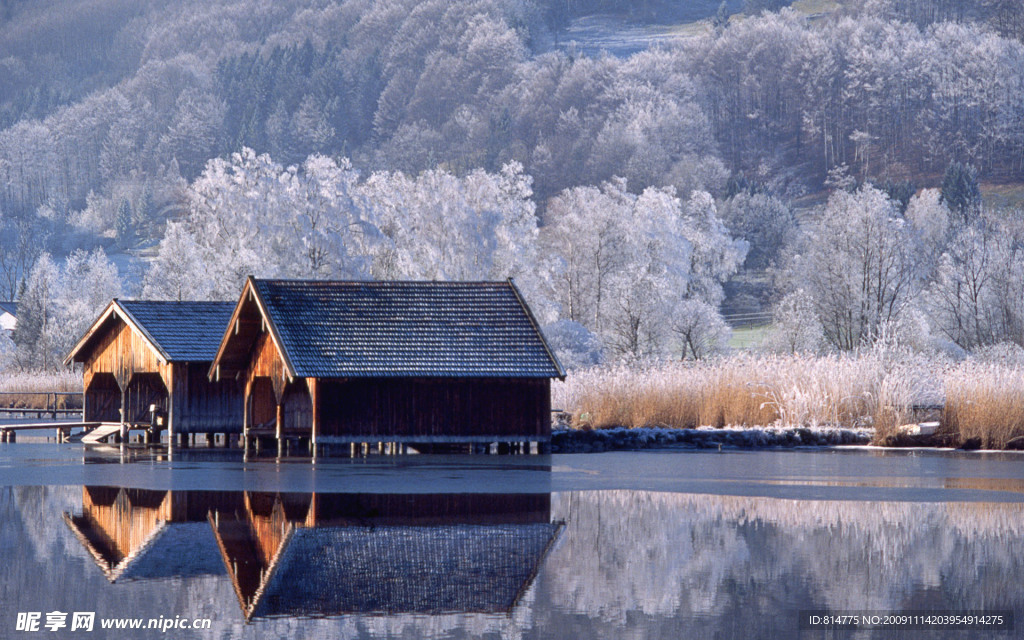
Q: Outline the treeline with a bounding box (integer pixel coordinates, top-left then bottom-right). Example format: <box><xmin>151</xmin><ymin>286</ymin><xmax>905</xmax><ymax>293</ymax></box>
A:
<box><xmin>2</xmin><ymin>0</ymin><xmax>1022</xmax><ymax>229</ymax></box>
<box><xmin>7</xmin><ymin>148</ymin><xmax>745</xmax><ymax>369</ymax></box>
<box><xmin>1</xmin><ymin>0</ymin><xmax>1024</xmax><ymax>368</ymax></box>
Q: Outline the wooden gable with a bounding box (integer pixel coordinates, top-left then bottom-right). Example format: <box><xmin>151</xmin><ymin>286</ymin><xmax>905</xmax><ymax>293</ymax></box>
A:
<box><xmin>66</xmin><ymin>302</ymin><xmax>170</xmax><ymax>392</ymax></box>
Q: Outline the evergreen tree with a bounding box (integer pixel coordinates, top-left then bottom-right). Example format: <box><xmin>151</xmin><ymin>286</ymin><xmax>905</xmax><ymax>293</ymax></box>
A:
<box><xmin>12</xmin><ymin>254</ymin><xmax>57</xmax><ymax>370</ymax></box>
<box><xmin>875</xmin><ymin>179</ymin><xmax>916</xmax><ymax>214</ymax></box>
<box><xmin>115</xmin><ymin>198</ymin><xmax>134</xmax><ymax>248</ymax></box>
<box><xmin>134</xmin><ymin>186</ymin><xmax>154</xmax><ymax>236</ymax></box>
<box><xmin>940</xmin><ymin>161</ymin><xmax>981</xmax><ymax>223</ymax></box>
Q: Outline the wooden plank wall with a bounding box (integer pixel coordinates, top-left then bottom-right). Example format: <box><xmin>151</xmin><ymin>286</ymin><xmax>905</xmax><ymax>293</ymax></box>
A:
<box><xmin>176</xmin><ymin>363</ymin><xmax>244</xmax><ymax>433</ymax></box>
<box><xmin>282</xmin><ymin>383</ymin><xmax>312</xmax><ymax>432</ymax></box>
<box><xmin>250</xmin><ymin>378</ymin><xmax>277</xmax><ymax>429</ymax></box>
<box><xmin>79</xmin><ymin>316</ymin><xmax>244</xmax><ymax>432</ymax></box>
<box><xmin>79</xmin><ymin>487</ymin><xmax>172</xmax><ymax>563</ymax></box>
<box><xmin>319</xmin><ymin>378</ymin><xmax>550</xmax><ymax>439</ymax></box>
<box><xmin>82</xmin><ymin>318</ymin><xmax>169</xmax><ymax>393</ymax></box>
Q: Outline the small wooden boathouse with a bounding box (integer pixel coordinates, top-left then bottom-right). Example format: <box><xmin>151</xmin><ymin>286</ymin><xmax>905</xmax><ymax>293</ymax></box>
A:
<box><xmin>64</xmin><ymin>300</ymin><xmax>242</xmax><ymax>442</ymax></box>
<box><xmin>209</xmin><ymin>278</ymin><xmax>565</xmax><ymax>453</ymax></box>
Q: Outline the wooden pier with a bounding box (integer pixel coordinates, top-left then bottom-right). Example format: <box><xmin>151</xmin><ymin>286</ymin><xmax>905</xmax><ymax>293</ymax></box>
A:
<box><xmin>0</xmin><ymin>421</ymin><xmax>118</xmax><ymax>443</ymax></box>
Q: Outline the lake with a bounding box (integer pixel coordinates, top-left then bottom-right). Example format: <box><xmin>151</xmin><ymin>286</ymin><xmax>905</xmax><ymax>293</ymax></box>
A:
<box><xmin>1</xmin><ymin>444</ymin><xmax>1022</xmax><ymax>638</ymax></box>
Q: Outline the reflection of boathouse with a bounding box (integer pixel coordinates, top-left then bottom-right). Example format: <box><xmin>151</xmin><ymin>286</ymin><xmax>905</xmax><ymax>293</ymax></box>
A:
<box><xmin>62</xmin><ymin>486</ymin><xmax>241</xmax><ymax>582</ymax></box>
<box><xmin>64</xmin><ymin>300</ymin><xmax>243</xmax><ymax>440</ymax></box>
<box><xmin>211</xmin><ymin>492</ymin><xmax>559</xmax><ymax>619</ymax></box>
<box><xmin>63</xmin><ymin>487</ymin><xmax>560</xmax><ymax>621</ymax></box>
<box><xmin>209</xmin><ymin>278</ymin><xmax>565</xmax><ymax>452</ymax></box>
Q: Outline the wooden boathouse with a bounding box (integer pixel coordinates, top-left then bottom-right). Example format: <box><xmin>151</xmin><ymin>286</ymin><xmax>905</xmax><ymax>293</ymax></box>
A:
<box><xmin>209</xmin><ymin>278</ymin><xmax>565</xmax><ymax>454</ymax></box>
<box><xmin>64</xmin><ymin>300</ymin><xmax>242</xmax><ymax>443</ymax></box>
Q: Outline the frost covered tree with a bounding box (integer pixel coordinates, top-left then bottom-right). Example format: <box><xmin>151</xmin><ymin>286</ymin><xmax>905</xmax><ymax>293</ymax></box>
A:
<box><xmin>762</xmin><ymin>288</ymin><xmax>824</xmax><ymax>354</ymax></box>
<box><xmin>12</xmin><ymin>254</ymin><xmax>60</xmax><ymax>370</ymax></box>
<box><xmin>145</xmin><ymin>150</ymin><xmax>552</xmax><ymax>317</ymax></box>
<box><xmin>145</xmin><ymin>149</ymin><xmax>378</xmax><ymax>300</ymax></box>
<box><xmin>541</xmin><ymin>319</ymin><xmax>603</xmax><ymax>370</ymax></box>
<box><xmin>718</xmin><ymin>191</ymin><xmax>795</xmax><ymax>270</ymax></box>
<box><xmin>142</xmin><ymin>222</ymin><xmax>215</xmax><ymax>301</ymax></box>
<box><xmin>52</xmin><ymin>248</ymin><xmax>122</xmax><ymax>355</ymax></box>
<box><xmin>11</xmin><ymin>249</ymin><xmax>119</xmax><ymax>370</ymax></box>
<box><xmin>364</xmin><ymin>160</ymin><xmax>553</xmax><ymax>320</ymax></box>
<box><xmin>786</xmin><ymin>185</ymin><xmax>922</xmax><ymax>350</ymax></box>
<box><xmin>940</xmin><ymin>161</ymin><xmax>982</xmax><ymax>223</ymax></box>
<box><xmin>542</xmin><ymin>178</ymin><xmax>744</xmax><ymax>359</ymax></box>
<box><xmin>114</xmin><ymin>198</ymin><xmax>133</xmax><ymax>248</ymax></box>
<box><xmin>0</xmin><ymin>216</ymin><xmax>46</xmax><ymax>300</ymax></box>
<box><xmin>670</xmin><ymin>299</ymin><xmax>731</xmax><ymax>360</ymax></box>
<box><xmin>928</xmin><ymin>216</ymin><xmax>1024</xmax><ymax>349</ymax></box>
<box><xmin>0</xmin><ymin>329</ymin><xmax>14</xmax><ymax>372</ymax></box>
<box><xmin>903</xmin><ymin>188</ymin><xmax>950</xmax><ymax>279</ymax></box>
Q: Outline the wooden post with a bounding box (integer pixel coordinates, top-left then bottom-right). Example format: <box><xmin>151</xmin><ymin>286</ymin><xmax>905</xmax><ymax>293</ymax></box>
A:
<box><xmin>165</xmin><ymin>365</ymin><xmax>176</xmax><ymax>450</ymax></box>
<box><xmin>119</xmin><ymin>385</ymin><xmax>128</xmax><ymax>443</ymax></box>
<box><xmin>276</xmin><ymin>402</ymin><xmax>284</xmax><ymax>457</ymax></box>
<box><xmin>307</xmin><ymin>378</ymin><xmax>319</xmax><ymax>457</ymax></box>
<box><xmin>242</xmin><ymin>378</ymin><xmax>253</xmax><ymax>451</ymax></box>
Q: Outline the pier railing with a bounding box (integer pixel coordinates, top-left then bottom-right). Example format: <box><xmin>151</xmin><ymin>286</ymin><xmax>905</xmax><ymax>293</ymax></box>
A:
<box><xmin>0</xmin><ymin>391</ymin><xmax>84</xmax><ymax>420</ymax></box>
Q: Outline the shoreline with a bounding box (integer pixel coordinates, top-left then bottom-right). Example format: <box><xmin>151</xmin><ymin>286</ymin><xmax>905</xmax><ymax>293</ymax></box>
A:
<box><xmin>550</xmin><ymin>425</ymin><xmax>1024</xmax><ymax>454</ymax></box>
<box><xmin>551</xmin><ymin>425</ymin><xmax>872</xmax><ymax>453</ymax></box>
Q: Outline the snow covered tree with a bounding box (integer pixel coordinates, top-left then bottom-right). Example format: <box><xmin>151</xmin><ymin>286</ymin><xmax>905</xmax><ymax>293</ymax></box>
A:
<box><xmin>142</xmin><ymin>221</ymin><xmax>215</xmax><ymax>301</ymax></box>
<box><xmin>670</xmin><ymin>298</ymin><xmax>731</xmax><ymax>359</ymax></box>
<box><xmin>543</xmin><ymin>179</ymin><xmax>744</xmax><ymax>359</ymax></box>
<box><xmin>12</xmin><ymin>254</ymin><xmax>60</xmax><ymax>370</ymax></box>
<box><xmin>787</xmin><ymin>185</ymin><xmax>922</xmax><ymax>350</ymax></box>
<box><xmin>719</xmin><ymin>191</ymin><xmax>795</xmax><ymax>270</ymax></box>
<box><xmin>762</xmin><ymin>288</ymin><xmax>825</xmax><ymax>354</ymax></box>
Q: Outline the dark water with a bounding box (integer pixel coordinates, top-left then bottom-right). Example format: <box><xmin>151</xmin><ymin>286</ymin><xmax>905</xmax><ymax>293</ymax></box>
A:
<box><xmin>1</xmin><ymin>444</ymin><xmax>1023</xmax><ymax>638</ymax></box>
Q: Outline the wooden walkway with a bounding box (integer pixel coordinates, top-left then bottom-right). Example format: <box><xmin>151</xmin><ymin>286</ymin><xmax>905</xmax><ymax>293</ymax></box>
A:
<box><xmin>0</xmin><ymin>421</ymin><xmax>105</xmax><ymax>443</ymax></box>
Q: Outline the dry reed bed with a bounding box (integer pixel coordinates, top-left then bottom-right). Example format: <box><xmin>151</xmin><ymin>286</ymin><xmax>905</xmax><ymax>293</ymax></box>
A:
<box><xmin>552</xmin><ymin>352</ymin><xmax>1024</xmax><ymax>448</ymax></box>
<box><xmin>943</xmin><ymin>362</ymin><xmax>1024</xmax><ymax>449</ymax></box>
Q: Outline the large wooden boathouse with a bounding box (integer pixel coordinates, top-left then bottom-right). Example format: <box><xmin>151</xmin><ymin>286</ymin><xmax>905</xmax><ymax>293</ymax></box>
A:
<box><xmin>209</xmin><ymin>278</ymin><xmax>565</xmax><ymax>453</ymax></box>
<box><xmin>64</xmin><ymin>300</ymin><xmax>242</xmax><ymax>442</ymax></box>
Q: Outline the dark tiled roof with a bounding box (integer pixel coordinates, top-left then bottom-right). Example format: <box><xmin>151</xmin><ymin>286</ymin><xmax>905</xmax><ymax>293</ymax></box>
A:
<box><xmin>117</xmin><ymin>300</ymin><xmax>235</xmax><ymax>362</ymax></box>
<box><xmin>119</xmin><ymin>523</ymin><xmax>226</xmax><ymax>582</ymax></box>
<box><xmin>252</xmin><ymin>523</ymin><xmax>560</xmax><ymax>618</ymax></box>
<box><xmin>253</xmin><ymin>280</ymin><xmax>564</xmax><ymax>378</ymax></box>
<box><xmin>0</xmin><ymin>301</ymin><xmax>16</xmax><ymax>316</ymax></box>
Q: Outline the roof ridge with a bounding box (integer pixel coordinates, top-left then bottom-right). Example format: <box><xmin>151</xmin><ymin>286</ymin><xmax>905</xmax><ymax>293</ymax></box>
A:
<box><xmin>223</xmin><ymin>277</ymin><xmax>565</xmax><ymax>379</ymax></box>
<box><xmin>256</xmin><ymin>278</ymin><xmax>514</xmax><ymax>286</ymax></box>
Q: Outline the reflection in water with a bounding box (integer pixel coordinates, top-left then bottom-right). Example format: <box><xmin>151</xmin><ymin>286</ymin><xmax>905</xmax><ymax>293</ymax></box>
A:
<box><xmin>539</xmin><ymin>492</ymin><xmax>1024</xmax><ymax>638</ymax></box>
<box><xmin>63</xmin><ymin>488</ymin><xmax>559</xmax><ymax>622</ymax></box>
<box><xmin>63</xmin><ymin>487</ymin><xmax>234</xmax><ymax>582</ymax></box>
<box><xmin>1</xmin><ymin>485</ymin><xmax>1021</xmax><ymax>638</ymax></box>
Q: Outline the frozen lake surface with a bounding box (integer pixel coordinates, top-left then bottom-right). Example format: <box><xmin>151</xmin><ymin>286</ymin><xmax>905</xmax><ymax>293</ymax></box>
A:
<box><xmin>1</xmin><ymin>444</ymin><xmax>1021</xmax><ymax>638</ymax></box>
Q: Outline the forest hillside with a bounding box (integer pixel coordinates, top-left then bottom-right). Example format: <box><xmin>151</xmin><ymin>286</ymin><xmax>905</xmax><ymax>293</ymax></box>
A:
<box><xmin>1</xmin><ymin>0</ymin><xmax>1023</xmax><ymax>371</ymax></box>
